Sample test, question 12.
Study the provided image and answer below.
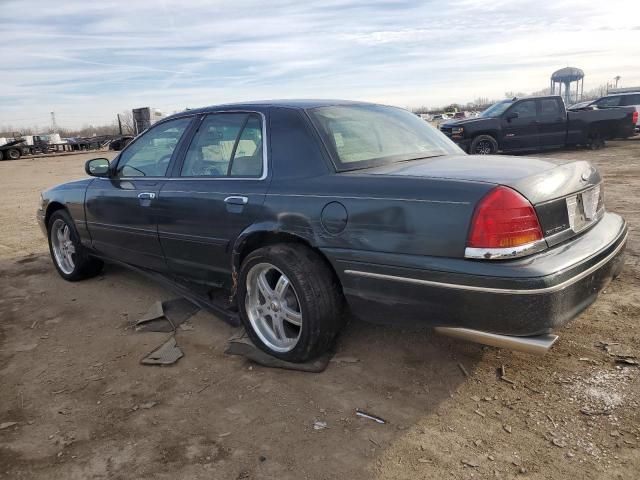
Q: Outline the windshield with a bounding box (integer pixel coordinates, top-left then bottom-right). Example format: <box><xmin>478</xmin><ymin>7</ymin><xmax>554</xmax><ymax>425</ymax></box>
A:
<box><xmin>480</xmin><ymin>100</ymin><xmax>514</xmax><ymax>118</ymax></box>
<box><xmin>307</xmin><ymin>104</ymin><xmax>462</xmax><ymax>171</ymax></box>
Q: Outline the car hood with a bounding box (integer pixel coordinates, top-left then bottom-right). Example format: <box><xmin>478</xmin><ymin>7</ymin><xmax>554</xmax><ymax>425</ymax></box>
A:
<box><xmin>441</xmin><ymin>117</ymin><xmax>495</xmax><ymax>127</ymax></box>
<box><xmin>348</xmin><ymin>155</ymin><xmax>601</xmax><ymax>204</ymax></box>
<box><xmin>43</xmin><ymin>178</ymin><xmax>92</xmax><ymax>196</ymax></box>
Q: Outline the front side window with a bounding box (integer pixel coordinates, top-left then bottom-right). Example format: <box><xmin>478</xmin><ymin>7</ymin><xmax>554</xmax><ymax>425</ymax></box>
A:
<box><xmin>509</xmin><ymin>100</ymin><xmax>536</xmax><ymax>118</ymax></box>
<box><xmin>307</xmin><ymin>104</ymin><xmax>461</xmax><ymax>171</ymax></box>
<box><xmin>116</xmin><ymin>117</ymin><xmax>191</xmax><ymax>177</ymax></box>
<box><xmin>181</xmin><ymin>113</ymin><xmax>263</xmax><ymax>177</ymax></box>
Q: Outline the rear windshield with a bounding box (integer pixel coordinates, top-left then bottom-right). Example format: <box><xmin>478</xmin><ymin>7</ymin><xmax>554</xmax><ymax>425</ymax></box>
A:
<box><xmin>307</xmin><ymin>104</ymin><xmax>461</xmax><ymax>171</ymax></box>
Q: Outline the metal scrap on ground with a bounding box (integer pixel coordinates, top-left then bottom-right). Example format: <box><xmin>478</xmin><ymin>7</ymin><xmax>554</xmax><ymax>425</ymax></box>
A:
<box><xmin>596</xmin><ymin>341</ymin><xmax>638</xmax><ymax>365</ymax></box>
<box><xmin>140</xmin><ymin>336</ymin><xmax>184</xmax><ymax>366</ymax></box>
<box><xmin>135</xmin><ymin>298</ymin><xmax>200</xmax><ymax>332</ymax></box>
<box><xmin>355</xmin><ymin>409</ymin><xmax>386</xmax><ymax>424</ymax></box>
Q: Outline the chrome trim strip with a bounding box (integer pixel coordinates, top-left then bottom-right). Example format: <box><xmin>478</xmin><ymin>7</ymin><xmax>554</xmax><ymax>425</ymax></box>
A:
<box><xmin>464</xmin><ymin>239</ymin><xmax>547</xmax><ymax>260</ymax></box>
<box><xmin>535</xmin><ymin>181</ymin><xmax>602</xmax><ymax>206</ymax></box>
<box><xmin>86</xmin><ymin>221</ymin><xmax>157</xmax><ymax>236</ymax></box>
<box><xmin>434</xmin><ymin>327</ymin><xmax>558</xmax><ymax>355</ymax></box>
<box><xmin>264</xmin><ymin>193</ymin><xmax>469</xmax><ymax>205</ymax></box>
<box><xmin>344</xmin><ymin>231</ymin><xmax>626</xmax><ymax>295</ymax></box>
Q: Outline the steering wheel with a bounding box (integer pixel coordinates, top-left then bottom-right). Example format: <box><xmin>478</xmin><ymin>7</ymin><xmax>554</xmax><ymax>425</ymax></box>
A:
<box><xmin>157</xmin><ymin>154</ymin><xmax>172</xmax><ymax>174</ymax></box>
<box><xmin>192</xmin><ymin>161</ymin><xmax>224</xmax><ymax>176</ymax></box>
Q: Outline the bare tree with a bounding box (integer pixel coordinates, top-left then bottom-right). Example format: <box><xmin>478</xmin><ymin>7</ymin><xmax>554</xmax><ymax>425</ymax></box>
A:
<box><xmin>117</xmin><ymin>111</ymin><xmax>135</xmax><ymax>135</ymax></box>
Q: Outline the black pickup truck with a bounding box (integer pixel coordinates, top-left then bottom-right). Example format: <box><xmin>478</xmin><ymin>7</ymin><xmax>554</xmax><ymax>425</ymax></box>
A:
<box><xmin>440</xmin><ymin>95</ymin><xmax>637</xmax><ymax>154</ymax></box>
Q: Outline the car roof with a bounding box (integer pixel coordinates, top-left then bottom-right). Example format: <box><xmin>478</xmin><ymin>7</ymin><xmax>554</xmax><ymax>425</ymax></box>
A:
<box><xmin>163</xmin><ymin>99</ymin><xmax>381</xmax><ymax>120</ymax></box>
<box><xmin>606</xmin><ymin>91</ymin><xmax>640</xmax><ymax>96</ymax></box>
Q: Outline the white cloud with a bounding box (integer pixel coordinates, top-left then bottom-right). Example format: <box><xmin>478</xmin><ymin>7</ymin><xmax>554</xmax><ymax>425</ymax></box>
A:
<box><xmin>1</xmin><ymin>0</ymin><xmax>639</xmax><ymax>129</ymax></box>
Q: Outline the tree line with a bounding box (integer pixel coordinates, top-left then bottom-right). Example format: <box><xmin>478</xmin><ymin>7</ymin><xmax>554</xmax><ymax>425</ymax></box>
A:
<box><xmin>0</xmin><ymin>111</ymin><xmax>136</xmax><ymax>139</ymax></box>
<box><xmin>412</xmin><ymin>82</ymin><xmax>616</xmax><ymax>115</ymax></box>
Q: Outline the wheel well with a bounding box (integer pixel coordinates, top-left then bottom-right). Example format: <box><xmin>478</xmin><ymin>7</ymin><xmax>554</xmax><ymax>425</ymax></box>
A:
<box><xmin>472</xmin><ymin>132</ymin><xmax>498</xmax><ymax>142</ymax></box>
<box><xmin>236</xmin><ymin>231</ymin><xmax>343</xmax><ymax>294</ymax></box>
<box><xmin>45</xmin><ymin>202</ymin><xmax>66</xmax><ymax>227</ymax></box>
<box><xmin>471</xmin><ymin>133</ymin><xmax>500</xmax><ymax>150</ymax></box>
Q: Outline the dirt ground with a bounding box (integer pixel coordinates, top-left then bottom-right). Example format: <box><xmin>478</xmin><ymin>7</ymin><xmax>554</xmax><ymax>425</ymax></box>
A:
<box><xmin>1</xmin><ymin>142</ymin><xmax>639</xmax><ymax>480</ymax></box>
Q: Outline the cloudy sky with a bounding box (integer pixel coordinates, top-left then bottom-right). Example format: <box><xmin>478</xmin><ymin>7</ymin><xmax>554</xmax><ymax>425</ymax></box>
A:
<box><xmin>2</xmin><ymin>0</ymin><xmax>639</xmax><ymax>130</ymax></box>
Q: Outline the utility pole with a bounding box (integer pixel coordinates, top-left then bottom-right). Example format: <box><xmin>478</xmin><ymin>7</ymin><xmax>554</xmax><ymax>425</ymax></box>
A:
<box><xmin>117</xmin><ymin>114</ymin><xmax>123</xmax><ymax>135</ymax></box>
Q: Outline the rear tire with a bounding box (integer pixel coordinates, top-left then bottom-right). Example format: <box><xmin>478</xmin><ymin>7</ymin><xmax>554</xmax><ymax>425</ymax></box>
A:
<box><xmin>237</xmin><ymin>243</ymin><xmax>343</xmax><ymax>362</ymax></box>
<box><xmin>47</xmin><ymin>210</ymin><xmax>103</xmax><ymax>281</ymax></box>
<box><xmin>588</xmin><ymin>133</ymin><xmax>605</xmax><ymax>150</ymax></box>
<box><xmin>470</xmin><ymin>135</ymin><xmax>498</xmax><ymax>155</ymax></box>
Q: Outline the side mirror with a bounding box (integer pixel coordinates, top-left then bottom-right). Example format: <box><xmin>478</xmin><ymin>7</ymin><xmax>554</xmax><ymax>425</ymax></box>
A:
<box><xmin>85</xmin><ymin>158</ymin><xmax>111</xmax><ymax>177</ymax></box>
<box><xmin>505</xmin><ymin>111</ymin><xmax>519</xmax><ymax>121</ymax></box>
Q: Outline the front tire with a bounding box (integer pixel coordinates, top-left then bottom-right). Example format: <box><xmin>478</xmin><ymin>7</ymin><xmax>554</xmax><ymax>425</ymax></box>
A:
<box><xmin>237</xmin><ymin>244</ymin><xmax>343</xmax><ymax>362</ymax></box>
<box><xmin>47</xmin><ymin>210</ymin><xmax>103</xmax><ymax>281</ymax></box>
<box><xmin>7</xmin><ymin>148</ymin><xmax>20</xmax><ymax>160</ymax></box>
<box><xmin>470</xmin><ymin>135</ymin><xmax>498</xmax><ymax>155</ymax></box>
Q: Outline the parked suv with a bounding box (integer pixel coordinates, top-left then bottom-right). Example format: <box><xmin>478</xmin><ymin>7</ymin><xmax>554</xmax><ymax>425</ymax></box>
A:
<box><xmin>591</xmin><ymin>92</ymin><xmax>640</xmax><ymax>133</ymax></box>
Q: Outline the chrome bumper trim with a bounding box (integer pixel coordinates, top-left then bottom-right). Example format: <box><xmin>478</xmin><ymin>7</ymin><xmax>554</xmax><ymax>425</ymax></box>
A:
<box><xmin>464</xmin><ymin>239</ymin><xmax>547</xmax><ymax>260</ymax></box>
<box><xmin>344</xmin><ymin>230</ymin><xmax>626</xmax><ymax>295</ymax></box>
<box><xmin>434</xmin><ymin>327</ymin><xmax>558</xmax><ymax>355</ymax></box>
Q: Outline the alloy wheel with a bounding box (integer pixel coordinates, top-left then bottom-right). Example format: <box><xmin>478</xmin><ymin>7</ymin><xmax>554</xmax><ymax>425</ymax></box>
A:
<box><xmin>50</xmin><ymin>219</ymin><xmax>76</xmax><ymax>275</ymax></box>
<box><xmin>475</xmin><ymin>140</ymin><xmax>493</xmax><ymax>154</ymax></box>
<box><xmin>245</xmin><ymin>263</ymin><xmax>303</xmax><ymax>352</ymax></box>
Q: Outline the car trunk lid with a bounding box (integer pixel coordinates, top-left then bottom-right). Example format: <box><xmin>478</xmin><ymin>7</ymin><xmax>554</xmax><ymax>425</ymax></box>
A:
<box><xmin>350</xmin><ymin>154</ymin><xmax>604</xmax><ymax>246</ymax></box>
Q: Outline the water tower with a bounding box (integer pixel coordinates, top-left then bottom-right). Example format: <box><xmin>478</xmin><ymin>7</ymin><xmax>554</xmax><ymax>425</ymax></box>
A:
<box><xmin>550</xmin><ymin>67</ymin><xmax>584</xmax><ymax>105</ymax></box>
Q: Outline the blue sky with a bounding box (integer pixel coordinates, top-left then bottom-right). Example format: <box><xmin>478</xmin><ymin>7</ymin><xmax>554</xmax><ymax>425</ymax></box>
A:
<box><xmin>2</xmin><ymin>0</ymin><xmax>639</xmax><ymax>130</ymax></box>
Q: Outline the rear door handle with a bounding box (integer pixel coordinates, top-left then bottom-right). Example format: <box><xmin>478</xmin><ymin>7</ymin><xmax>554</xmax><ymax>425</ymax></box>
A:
<box><xmin>224</xmin><ymin>196</ymin><xmax>248</xmax><ymax>205</ymax></box>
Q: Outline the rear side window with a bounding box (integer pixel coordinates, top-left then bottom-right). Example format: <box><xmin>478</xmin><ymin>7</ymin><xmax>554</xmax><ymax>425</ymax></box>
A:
<box><xmin>622</xmin><ymin>94</ymin><xmax>640</xmax><ymax>105</ymax></box>
<box><xmin>539</xmin><ymin>99</ymin><xmax>561</xmax><ymax>116</ymax></box>
<box><xmin>594</xmin><ymin>96</ymin><xmax>622</xmax><ymax>107</ymax></box>
<box><xmin>181</xmin><ymin>113</ymin><xmax>264</xmax><ymax>178</ymax></box>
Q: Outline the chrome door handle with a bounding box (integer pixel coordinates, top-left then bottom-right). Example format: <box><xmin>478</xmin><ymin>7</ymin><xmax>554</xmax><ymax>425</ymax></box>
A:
<box><xmin>224</xmin><ymin>196</ymin><xmax>248</xmax><ymax>205</ymax></box>
<box><xmin>138</xmin><ymin>192</ymin><xmax>156</xmax><ymax>200</ymax></box>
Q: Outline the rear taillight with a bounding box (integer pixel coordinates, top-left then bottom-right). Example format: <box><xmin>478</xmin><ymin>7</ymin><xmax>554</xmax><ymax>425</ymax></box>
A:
<box><xmin>633</xmin><ymin>111</ymin><xmax>638</xmax><ymax>124</ymax></box>
<box><xmin>466</xmin><ymin>186</ymin><xmax>544</xmax><ymax>258</ymax></box>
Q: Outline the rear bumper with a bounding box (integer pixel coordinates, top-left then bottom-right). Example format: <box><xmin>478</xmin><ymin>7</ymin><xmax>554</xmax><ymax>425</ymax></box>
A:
<box><xmin>327</xmin><ymin>212</ymin><xmax>626</xmax><ymax>336</ymax></box>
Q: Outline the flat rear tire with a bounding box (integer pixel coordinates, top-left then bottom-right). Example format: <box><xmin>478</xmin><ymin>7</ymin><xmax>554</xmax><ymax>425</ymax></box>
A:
<box><xmin>237</xmin><ymin>244</ymin><xmax>344</xmax><ymax>362</ymax></box>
